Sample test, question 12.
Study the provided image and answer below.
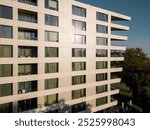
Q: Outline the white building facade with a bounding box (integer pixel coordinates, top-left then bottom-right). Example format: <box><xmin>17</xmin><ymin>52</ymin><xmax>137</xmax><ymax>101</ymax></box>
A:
<box><xmin>0</xmin><ymin>0</ymin><xmax>131</xmax><ymax>113</ymax></box>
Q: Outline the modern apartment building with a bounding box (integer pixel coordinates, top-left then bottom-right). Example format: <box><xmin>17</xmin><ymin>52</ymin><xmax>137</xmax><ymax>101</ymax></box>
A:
<box><xmin>0</xmin><ymin>0</ymin><xmax>131</xmax><ymax>113</ymax></box>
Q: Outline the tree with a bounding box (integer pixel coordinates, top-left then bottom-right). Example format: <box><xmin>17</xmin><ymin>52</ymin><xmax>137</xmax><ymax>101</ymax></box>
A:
<box><xmin>121</xmin><ymin>48</ymin><xmax>150</xmax><ymax>102</ymax></box>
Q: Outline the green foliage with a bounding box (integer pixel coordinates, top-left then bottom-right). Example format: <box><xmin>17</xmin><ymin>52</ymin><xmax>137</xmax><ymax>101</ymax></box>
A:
<box><xmin>121</xmin><ymin>48</ymin><xmax>150</xmax><ymax>102</ymax></box>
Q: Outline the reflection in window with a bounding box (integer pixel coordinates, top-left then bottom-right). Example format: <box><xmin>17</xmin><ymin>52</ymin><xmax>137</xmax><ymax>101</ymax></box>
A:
<box><xmin>72</xmin><ymin>20</ymin><xmax>86</xmax><ymax>31</ymax></box>
<box><xmin>96</xmin><ymin>24</ymin><xmax>108</xmax><ymax>34</ymax></box>
<box><xmin>45</xmin><ymin>14</ymin><xmax>58</xmax><ymax>26</ymax></box>
<box><xmin>72</xmin><ymin>88</ymin><xmax>86</xmax><ymax>99</ymax></box>
<box><xmin>96</xmin><ymin>49</ymin><xmax>107</xmax><ymax>57</ymax></box>
<box><xmin>74</xmin><ymin>34</ymin><xmax>86</xmax><ymax>44</ymax></box>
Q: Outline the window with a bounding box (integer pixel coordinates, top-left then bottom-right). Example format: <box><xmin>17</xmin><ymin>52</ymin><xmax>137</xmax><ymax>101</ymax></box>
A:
<box><xmin>45</xmin><ymin>63</ymin><xmax>58</xmax><ymax>73</ymax></box>
<box><xmin>96</xmin><ymin>97</ymin><xmax>107</xmax><ymax>106</ymax></box>
<box><xmin>0</xmin><ymin>25</ymin><xmax>13</xmax><ymax>38</ymax></box>
<box><xmin>72</xmin><ymin>62</ymin><xmax>86</xmax><ymax>71</ymax></box>
<box><xmin>96</xmin><ymin>49</ymin><xmax>107</xmax><ymax>57</ymax></box>
<box><xmin>18</xmin><ymin>9</ymin><xmax>37</xmax><ymax>23</ymax></box>
<box><xmin>74</xmin><ymin>34</ymin><xmax>86</xmax><ymax>44</ymax></box>
<box><xmin>44</xmin><ymin>94</ymin><xmax>58</xmax><ymax>106</ymax></box>
<box><xmin>96</xmin><ymin>73</ymin><xmax>107</xmax><ymax>81</ymax></box>
<box><xmin>45</xmin><ymin>14</ymin><xmax>58</xmax><ymax>26</ymax></box>
<box><xmin>72</xmin><ymin>75</ymin><xmax>86</xmax><ymax>85</ymax></box>
<box><xmin>96</xmin><ymin>61</ymin><xmax>107</xmax><ymax>69</ymax></box>
<box><xmin>18</xmin><ymin>28</ymin><xmax>37</xmax><ymax>40</ymax></box>
<box><xmin>111</xmin><ymin>61</ymin><xmax>123</xmax><ymax>68</ymax></box>
<box><xmin>18</xmin><ymin>46</ymin><xmax>37</xmax><ymax>58</ymax></box>
<box><xmin>96</xmin><ymin>24</ymin><xmax>108</xmax><ymax>34</ymax></box>
<box><xmin>45</xmin><ymin>0</ymin><xmax>58</xmax><ymax>11</ymax></box>
<box><xmin>96</xmin><ymin>37</ymin><xmax>108</xmax><ymax>45</ymax></box>
<box><xmin>72</xmin><ymin>48</ymin><xmax>86</xmax><ymax>57</ymax></box>
<box><xmin>72</xmin><ymin>88</ymin><xmax>86</xmax><ymax>99</ymax></box>
<box><xmin>72</xmin><ymin>20</ymin><xmax>86</xmax><ymax>31</ymax></box>
<box><xmin>72</xmin><ymin>102</ymin><xmax>86</xmax><ymax>113</ymax></box>
<box><xmin>0</xmin><ymin>64</ymin><xmax>12</xmax><ymax>77</ymax></box>
<box><xmin>45</xmin><ymin>31</ymin><xmax>59</xmax><ymax>42</ymax></box>
<box><xmin>18</xmin><ymin>98</ymin><xmax>37</xmax><ymax>112</ymax></box>
<box><xmin>45</xmin><ymin>47</ymin><xmax>58</xmax><ymax>57</ymax></box>
<box><xmin>18</xmin><ymin>64</ymin><xmax>37</xmax><ymax>76</ymax></box>
<box><xmin>18</xmin><ymin>81</ymin><xmax>37</xmax><ymax>94</ymax></box>
<box><xmin>45</xmin><ymin>78</ymin><xmax>58</xmax><ymax>89</ymax></box>
<box><xmin>0</xmin><ymin>45</ymin><xmax>12</xmax><ymax>57</ymax></box>
<box><xmin>111</xmin><ymin>72</ymin><xmax>121</xmax><ymax>79</ymax></box>
<box><xmin>72</xmin><ymin>5</ymin><xmax>86</xmax><ymax>17</ymax></box>
<box><xmin>111</xmin><ymin>50</ymin><xmax>124</xmax><ymax>57</ymax></box>
<box><xmin>0</xmin><ymin>5</ymin><xmax>12</xmax><ymax>19</ymax></box>
<box><xmin>96</xmin><ymin>85</ymin><xmax>107</xmax><ymax>94</ymax></box>
<box><xmin>96</xmin><ymin>12</ymin><xmax>108</xmax><ymax>22</ymax></box>
<box><xmin>18</xmin><ymin>0</ymin><xmax>37</xmax><ymax>6</ymax></box>
<box><xmin>0</xmin><ymin>83</ymin><xmax>12</xmax><ymax>97</ymax></box>
<box><xmin>0</xmin><ymin>102</ymin><xmax>12</xmax><ymax>113</ymax></box>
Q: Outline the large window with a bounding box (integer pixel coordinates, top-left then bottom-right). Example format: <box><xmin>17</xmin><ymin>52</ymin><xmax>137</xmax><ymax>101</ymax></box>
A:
<box><xmin>0</xmin><ymin>83</ymin><xmax>12</xmax><ymax>97</ymax></box>
<box><xmin>45</xmin><ymin>31</ymin><xmax>59</xmax><ymax>42</ymax></box>
<box><xmin>18</xmin><ymin>9</ymin><xmax>37</xmax><ymax>23</ymax></box>
<box><xmin>72</xmin><ymin>102</ymin><xmax>86</xmax><ymax>113</ymax></box>
<box><xmin>72</xmin><ymin>48</ymin><xmax>86</xmax><ymax>57</ymax></box>
<box><xmin>111</xmin><ymin>61</ymin><xmax>123</xmax><ymax>68</ymax></box>
<box><xmin>96</xmin><ymin>24</ymin><xmax>108</xmax><ymax>34</ymax></box>
<box><xmin>0</xmin><ymin>5</ymin><xmax>12</xmax><ymax>19</ymax></box>
<box><xmin>0</xmin><ymin>102</ymin><xmax>12</xmax><ymax>113</ymax></box>
<box><xmin>96</xmin><ymin>61</ymin><xmax>107</xmax><ymax>69</ymax></box>
<box><xmin>72</xmin><ymin>75</ymin><xmax>86</xmax><ymax>85</ymax></box>
<box><xmin>18</xmin><ymin>81</ymin><xmax>37</xmax><ymax>94</ymax></box>
<box><xmin>96</xmin><ymin>85</ymin><xmax>107</xmax><ymax>94</ymax></box>
<box><xmin>45</xmin><ymin>63</ymin><xmax>58</xmax><ymax>73</ymax></box>
<box><xmin>0</xmin><ymin>25</ymin><xmax>13</xmax><ymax>38</ymax></box>
<box><xmin>111</xmin><ymin>50</ymin><xmax>124</xmax><ymax>57</ymax></box>
<box><xmin>72</xmin><ymin>88</ymin><xmax>86</xmax><ymax>99</ymax></box>
<box><xmin>96</xmin><ymin>97</ymin><xmax>107</xmax><ymax>106</ymax></box>
<box><xmin>45</xmin><ymin>14</ymin><xmax>58</xmax><ymax>26</ymax></box>
<box><xmin>96</xmin><ymin>37</ymin><xmax>108</xmax><ymax>45</ymax></box>
<box><xmin>96</xmin><ymin>73</ymin><xmax>107</xmax><ymax>81</ymax></box>
<box><xmin>45</xmin><ymin>47</ymin><xmax>58</xmax><ymax>57</ymax></box>
<box><xmin>45</xmin><ymin>78</ymin><xmax>58</xmax><ymax>89</ymax></box>
<box><xmin>96</xmin><ymin>12</ymin><xmax>108</xmax><ymax>22</ymax></box>
<box><xmin>0</xmin><ymin>45</ymin><xmax>12</xmax><ymax>57</ymax></box>
<box><xmin>72</xmin><ymin>62</ymin><xmax>86</xmax><ymax>71</ymax></box>
<box><xmin>0</xmin><ymin>64</ymin><xmax>12</xmax><ymax>77</ymax></box>
<box><xmin>72</xmin><ymin>20</ymin><xmax>86</xmax><ymax>31</ymax></box>
<box><xmin>18</xmin><ymin>0</ymin><xmax>37</xmax><ymax>6</ymax></box>
<box><xmin>72</xmin><ymin>5</ymin><xmax>86</xmax><ymax>17</ymax></box>
<box><xmin>18</xmin><ymin>64</ymin><xmax>37</xmax><ymax>76</ymax></box>
<box><xmin>45</xmin><ymin>0</ymin><xmax>58</xmax><ymax>11</ymax></box>
<box><xmin>18</xmin><ymin>28</ymin><xmax>37</xmax><ymax>40</ymax></box>
<box><xmin>18</xmin><ymin>46</ymin><xmax>37</xmax><ymax>58</ymax></box>
<box><xmin>74</xmin><ymin>34</ymin><xmax>86</xmax><ymax>44</ymax></box>
<box><xmin>96</xmin><ymin>49</ymin><xmax>107</xmax><ymax>57</ymax></box>
<box><xmin>44</xmin><ymin>94</ymin><xmax>58</xmax><ymax>106</ymax></box>
<box><xmin>18</xmin><ymin>98</ymin><xmax>37</xmax><ymax>112</ymax></box>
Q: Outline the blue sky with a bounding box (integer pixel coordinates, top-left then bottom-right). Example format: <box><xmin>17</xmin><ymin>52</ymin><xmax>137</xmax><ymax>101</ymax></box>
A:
<box><xmin>78</xmin><ymin>0</ymin><xmax>150</xmax><ymax>56</ymax></box>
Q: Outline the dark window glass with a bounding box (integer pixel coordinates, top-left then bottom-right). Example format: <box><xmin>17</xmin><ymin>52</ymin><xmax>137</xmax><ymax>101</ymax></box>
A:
<box><xmin>0</xmin><ymin>102</ymin><xmax>12</xmax><ymax>113</ymax></box>
<box><xmin>111</xmin><ymin>72</ymin><xmax>122</xmax><ymax>79</ymax></box>
<box><xmin>72</xmin><ymin>88</ymin><xmax>86</xmax><ymax>99</ymax></box>
<box><xmin>18</xmin><ymin>9</ymin><xmax>37</xmax><ymax>23</ymax></box>
<box><xmin>18</xmin><ymin>0</ymin><xmax>37</xmax><ymax>6</ymax></box>
<box><xmin>96</xmin><ymin>73</ymin><xmax>107</xmax><ymax>81</ymax></box>
<box><xmin>0</xmin><ymin>45</ymin><xmax>13</xmax><ymax>57</ymax></box>
<box><xmin>18</xmin><ymin>81</ymin><xmax>37</xmax><ymax>94</ymax></box>
<box><xmin>72</xmin><ymin>75</ymin><xmax>86</xmax><ymax>85</ymax></box>
<box><xmin>45</xmin><ymin>14</ymin><xmax>58</xmax><ymax>26</ymax></box>
<box><xmin>0</xmin><ymin>83</ymin><xmax>12</xmax><ymax>97</ymax></box>
<box><xmin>96</xmin><ymin>12</ymin><xmax>108</xmax><ymax>22</ymax></box>
<box><xmin>18</xmin><ymin>46</ymin><xmax>37</xmax><ymax>58</ymax></box>
<box><xmin>96</xmin><ymin>24</ymin><xmax>108</xmax><ymax>34</ymax></box>
<box><xmin>18</xmin><ymin>98</ymin><xmax>37</xmax><ymax>112</ymax></box>
<box><xmin>96</xmin><ymin>85</ymin><xmax>107</xmax><ymax>94</ymax></box>
<box><xmin>45</xmin><ymin>47</ymin><xmax>58</xmax><ymax>57</ymax></box>
<box><xmin>0</xmin><ymin>64</ymin><xmax>13</xmax><ymax>77</ymax></box>
<box><xmin>45</xmin><ymin>0</ymin><xmax>58</xmax><ymax>11</ymax></box>
<box><xmin>72</xmin><ymin>5</ymin><xmax>86</xmax><ymax>17</ymax></box>
<box><xmin>96</xmin><ymin>97</ymin><xmax>107</xmax><ymax>106</ymax></box>
<box><xmin>111</xmin><ymin>61</ymin><xmax>123</xmax><ymax>68</ymax></box>
<box><xmin>0</xmin><ymin>5</ymin><xmax>12</xmax><ymax>19</ymax></box>
<box><xmin>44</xmin><ymin>94</ymin><xmax>58</xmax><ymax>106</ymax></box>
<box><xmin>72</xmin><ymin>62</ymin><xmax>86</xmax><ymax>71</ymax></box>
<box><xmin>111</xmin><ymin>50</ymin><xmax>124</xmax><ymax>57</ymax></box>
<box><xmin>0</xmin><ymin>25</ymin><xmax>13</xmax><ymax>38</ymax></box>
<box><xmin>45</xmin><ymin>78</ymin><xmax>58</xmax><ymax>89</ymax></box>
<box><xmin>72</xmin><ymin>48</ymin><xmax>86</xmax><ymax>57</ymax></box>
<box><xmin>45</xmin><ymin>63</ymin><xmax>58</xmax><ymax>73</ymax></box>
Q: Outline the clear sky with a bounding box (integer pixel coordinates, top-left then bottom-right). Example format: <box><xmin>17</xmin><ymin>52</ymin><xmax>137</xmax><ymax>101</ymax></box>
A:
<box><xmin>78</xmin><ymin>0</ymin><xmax>150</xmax><ymax>56</ymax></box>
